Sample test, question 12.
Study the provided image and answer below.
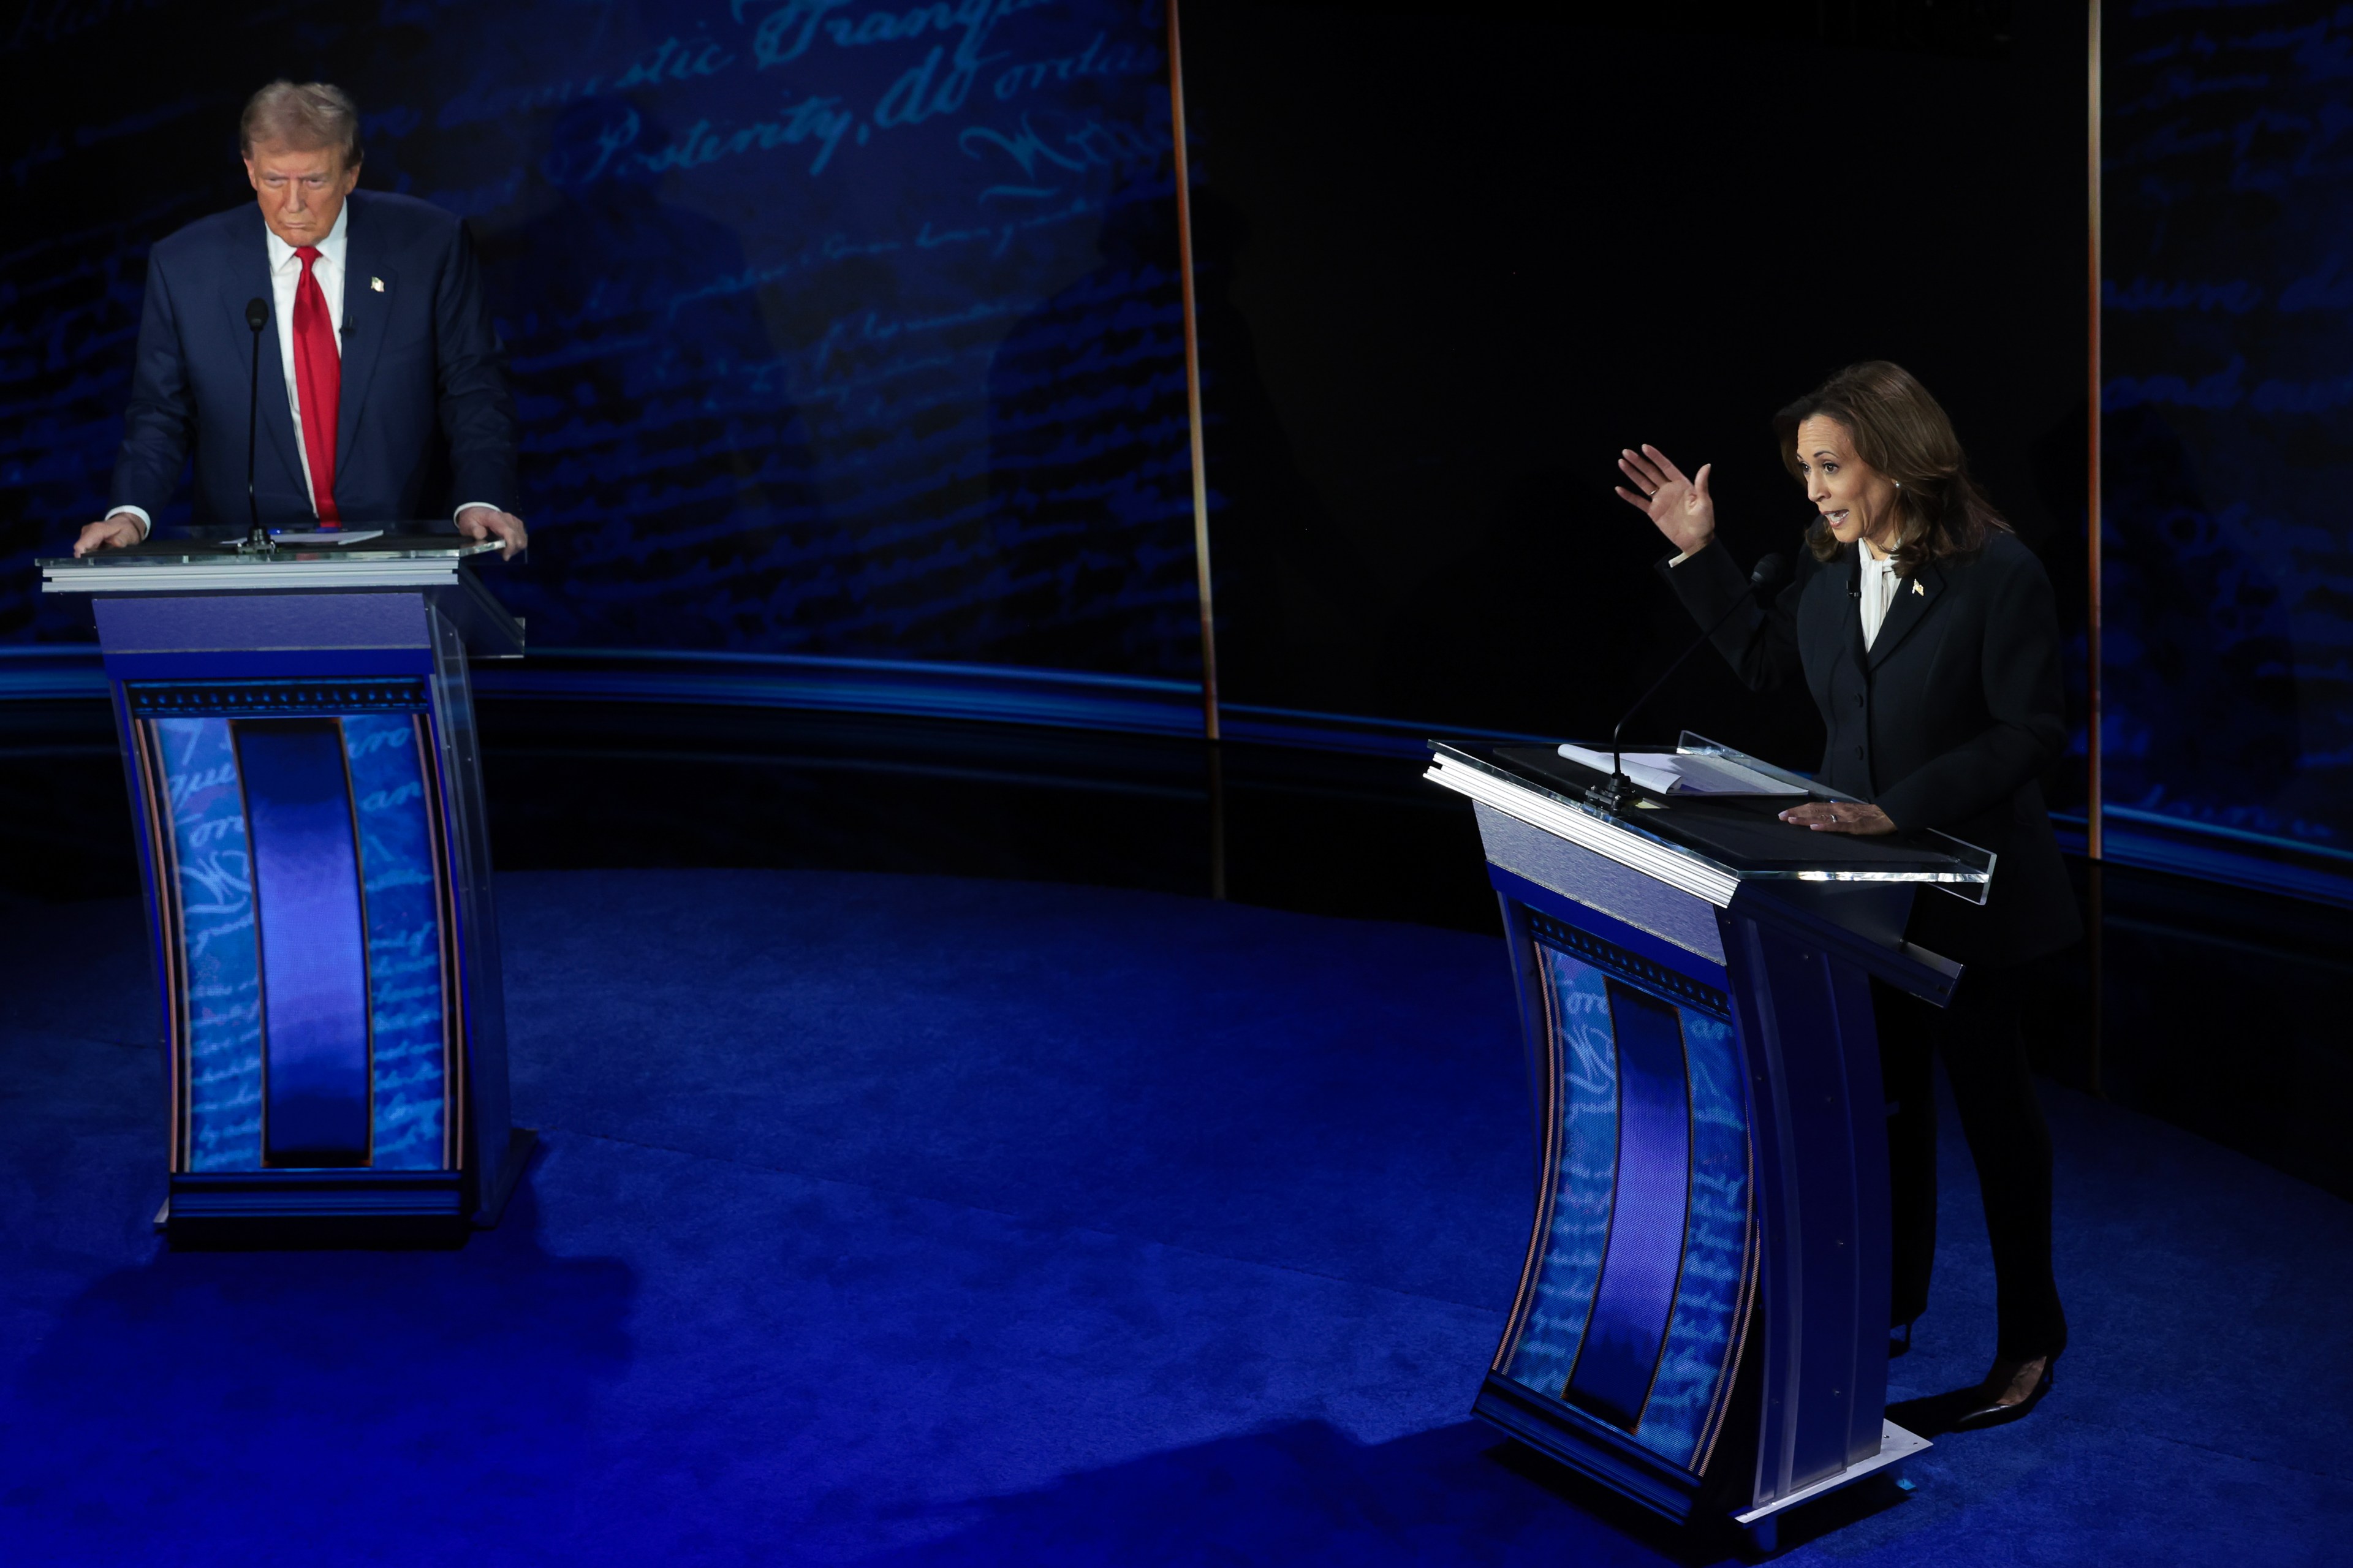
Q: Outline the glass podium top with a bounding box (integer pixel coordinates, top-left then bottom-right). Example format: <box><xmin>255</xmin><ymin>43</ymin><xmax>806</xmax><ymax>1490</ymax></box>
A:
<box><xmin>38</xmin><ymin>533</ymin><xmax>501</xmax><ymax>569</ymax></box>
<box><xmin>37</xmin><ymin>532</ymin><xmax>509</xmax><ymax>597</ymax></box>
<box><xmin>1429</xmin><ymin>733</ymin><xmax>1994</xmax><ymax>898</ymax></box>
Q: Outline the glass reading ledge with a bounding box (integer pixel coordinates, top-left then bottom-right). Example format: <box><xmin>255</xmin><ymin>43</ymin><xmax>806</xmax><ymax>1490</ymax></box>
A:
<box><xmin>1428</xmin><ymin>733</ymin><xmax>1995</xmax><ymax>903</ymax></box>
<box><xmin>36</xmin><ymin>529</ymin><xmax>525</xmax><ymax>656</ymax></box>
<box><xmin>38</xmin><ymin>531</ymin><xmax>501</xmax><ymax>571</ymax></box>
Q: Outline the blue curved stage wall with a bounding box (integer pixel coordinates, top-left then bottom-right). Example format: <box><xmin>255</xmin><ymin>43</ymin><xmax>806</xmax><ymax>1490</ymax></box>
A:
<box><xmin>2102</xmin><ymin>3</ymin><xmax>2353</xmax><ymax>897</ymax></box>
<box><xmin>1</xmin><ymin>0</ymin><xmax>1199</xmax><ymax>678</ymax></box>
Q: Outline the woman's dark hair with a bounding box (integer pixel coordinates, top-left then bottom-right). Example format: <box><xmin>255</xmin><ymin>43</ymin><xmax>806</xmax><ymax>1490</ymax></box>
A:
<box><xmin>1775</xmin><ymin>360</ymin><xmax>2010</xmax><ymax>574</ymax></box>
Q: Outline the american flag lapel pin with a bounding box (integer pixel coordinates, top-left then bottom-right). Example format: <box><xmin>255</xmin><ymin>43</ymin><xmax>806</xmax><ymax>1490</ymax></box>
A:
<box><xmin>371</xmin><ymin>276</ymin><xmax>385</xmax><ymax>292</ymax></box>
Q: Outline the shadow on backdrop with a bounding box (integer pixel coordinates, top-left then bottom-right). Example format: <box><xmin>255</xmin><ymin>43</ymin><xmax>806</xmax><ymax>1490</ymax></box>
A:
<box><xmin>984</xmin><ymin>176</ymin><xmax>1203</xmax><ymax>676</ymax></box>
<box><xmin>476</xmin><ymin>96</ymin><xmax>824</xmax><ymax>650</ymax></box>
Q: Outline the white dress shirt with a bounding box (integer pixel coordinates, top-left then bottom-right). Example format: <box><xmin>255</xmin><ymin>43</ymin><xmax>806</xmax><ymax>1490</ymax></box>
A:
<box><xmin>1859</xmin><ymin>542</ymin><xmax>1902</xmax><ymax>649</ymax></box>
<box><xmin>107</xmin><ymin>201</ymin><xmax>505</xmax><ymax>539</ymax></box>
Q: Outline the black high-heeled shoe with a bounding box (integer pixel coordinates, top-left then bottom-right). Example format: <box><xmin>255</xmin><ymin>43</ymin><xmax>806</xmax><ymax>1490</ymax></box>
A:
<box><xmin>1952</xmin><ymin>1353</ymin><xmax>2056</xmax><ymax>1430</ymax></box>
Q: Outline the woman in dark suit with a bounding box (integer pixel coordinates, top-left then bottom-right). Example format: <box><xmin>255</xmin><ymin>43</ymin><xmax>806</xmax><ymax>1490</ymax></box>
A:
<box><xmin>1613</xmin><ymin>360</ymin><xmax>2078</xmax><ymax>1428</ymax></box>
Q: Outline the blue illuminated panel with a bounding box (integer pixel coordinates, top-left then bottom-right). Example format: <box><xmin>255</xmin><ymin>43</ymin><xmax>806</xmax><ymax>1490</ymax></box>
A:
<box><xmin>151</xmin><ymin>718</ymin><xmax>264</xmax><ymax>1172</ymax></box>
<box><xmin>1501</xmin><ymin>949</ymin><xmax>1616</xmax><ymax>1396</ymax></box>
<box><xmin>1564</xmin><ymin>984</ymin><xmax>1691</xmax><ymax>1430</ymax></box>
<box><xmin>345</xmin><ymin>714</ymin><xmax>448</xmax><ymax>1170</ymax></box>
<box><xmin>137</xmin><ymin>684</ymin><xmax>457</xmax><ymax>1176</ymax></box>
<box><xmin>1496</xmin><ymin>928</ymin><xmax>1755</xmax><ymax>1474</ymax></box>
<box><xmin>1633</xmin><ymin>1009</ymin><xmax>1751</xmax><ymax>1465</ymax></box>
<box><xmin>237</xmin><ymin>720</ymin><xmax>373</xmax><ymax>1167</ymax></box>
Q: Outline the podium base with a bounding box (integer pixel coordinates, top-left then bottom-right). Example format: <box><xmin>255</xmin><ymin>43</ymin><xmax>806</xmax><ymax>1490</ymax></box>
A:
<box><xmin>157</xmin><ymin>1128</ymin><xmax>539</xmax><ymax>1247</ymax></box>
<box><xmin>1733</xmin><ymin>1420</ymin><xmax>1930</xmax><ymax>1553</ymax></box>
<box><xmin>475</xmin><ymin>1126</ymin><xmax>539</xmax><ymax>1229</ymax></box>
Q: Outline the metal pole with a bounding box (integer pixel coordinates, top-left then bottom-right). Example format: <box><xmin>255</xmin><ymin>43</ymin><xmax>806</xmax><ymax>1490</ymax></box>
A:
<box><xmin>1167</xmin><ymin>0</ymin><xmax>1220</xmax><ymax>745</ymax></box>
<box><xmin>2086</xmin><ymin>0</ymin><xmax>2105</xmax><ymax>1096</ymax></box>
<box><xmin>2086</xmin><ymin>0</ymin><xmax>2104</xmax><ymax>865</ymax></box>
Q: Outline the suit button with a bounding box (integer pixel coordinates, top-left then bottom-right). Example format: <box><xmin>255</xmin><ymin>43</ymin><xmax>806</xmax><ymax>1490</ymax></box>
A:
<box><xmin>1855</xmin><ymin>695</ymin><xmax>1864</xmax><ymax>708</ymax></box>
<box><xmin>1855</xmin><ymin>746</ymin><xmax>1865</xmax><ymax>759</ymax></box>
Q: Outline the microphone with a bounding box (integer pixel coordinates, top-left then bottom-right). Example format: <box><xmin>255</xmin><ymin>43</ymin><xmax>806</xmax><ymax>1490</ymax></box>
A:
<box><xmin>1584</xmin><ymin>552</ymin><xmax>1789</xmax><ymax>812</ymax></box>
<box><xmin>243</xmin><ymin>297</ymin><xmax>270</xmax><ymax>552</ymax></box>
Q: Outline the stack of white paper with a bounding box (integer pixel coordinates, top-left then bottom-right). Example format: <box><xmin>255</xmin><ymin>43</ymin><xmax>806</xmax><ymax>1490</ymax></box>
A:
<box><xmin>268</xmin><ymin>529</ymin><xmax>386</xmax><ymax>545</ymax></box>
<box><xmin>1556</xmin><ymin>744</ymin><xmax>1807</xmax><ymax>797</ymax></box>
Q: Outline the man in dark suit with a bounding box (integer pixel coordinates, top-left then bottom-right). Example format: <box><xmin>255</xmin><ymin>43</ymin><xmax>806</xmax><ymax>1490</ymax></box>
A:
<box><xmin>75</xmin><ymin>80</ymin><xmax>528</xmax><ymax>557</ymax></box>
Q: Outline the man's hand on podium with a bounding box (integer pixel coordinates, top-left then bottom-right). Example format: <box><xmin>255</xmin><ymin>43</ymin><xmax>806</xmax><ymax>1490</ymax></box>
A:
<box><xmin>73</xmin><ymin>513</ymin><xmax>145</xmax><ymax>556</ymax></box>
<box><xmin>457</xmin><ymin>506</ymin><xmax>529</xmax><ymax>559</ymax></box>
<box><xmin>1779</xmin><ymin>800</ymin><xmax>1898</xmax><ymax>836</ymax></box>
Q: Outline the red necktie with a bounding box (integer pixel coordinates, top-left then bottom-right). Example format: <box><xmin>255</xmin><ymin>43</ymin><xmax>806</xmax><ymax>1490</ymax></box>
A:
<box><xmin>291</xmin><ymin>245</ymin><xmax>341</xmax><ymax>526</ymax></box>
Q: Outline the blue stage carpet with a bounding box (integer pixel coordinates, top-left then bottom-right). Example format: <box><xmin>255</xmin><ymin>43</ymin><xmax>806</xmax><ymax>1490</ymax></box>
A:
<box><xmin>2</xmin><ymin>869</ymin><xmax>2346</xmax><ymax>1564</ymax></box>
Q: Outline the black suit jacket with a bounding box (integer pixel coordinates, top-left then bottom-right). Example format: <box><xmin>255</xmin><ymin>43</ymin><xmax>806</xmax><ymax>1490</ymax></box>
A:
<box><xmin>1661</xmin><ymin>532</ymin><xmax>2082</xmax><ymax>967</ymax></box>
<box><xmin>110</xmin><ymin>189</ymin><xmax>518</xmax><ymax>533</ymax></box>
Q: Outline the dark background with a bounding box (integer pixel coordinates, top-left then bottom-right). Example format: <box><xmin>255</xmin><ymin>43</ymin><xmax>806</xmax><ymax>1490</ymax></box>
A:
<box><xmin>6</xmin><ymin>1</ymin><xmax>2352</xmax><ymax>1202</ymax></box>
<box><xmin>1182</xmin><ymin>0</ymin><xmax>2083</xmax><ymax>786</ymax></box>
<box><xmin>0</xmin><ymin>0</ymin><xmax>2083</xmax><ymax>792</ymax></box>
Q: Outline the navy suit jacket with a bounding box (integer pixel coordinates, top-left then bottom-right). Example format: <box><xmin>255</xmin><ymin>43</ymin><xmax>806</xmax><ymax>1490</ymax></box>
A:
<box><xmin>109</xmin><ymin>189</ymin><xmax>519</xmax><ymax>534</ymax></box>
<box><xmin>1661</xmin><ymin>531</ymin><xmax>2083</xmax><ymax>967</ymax></box>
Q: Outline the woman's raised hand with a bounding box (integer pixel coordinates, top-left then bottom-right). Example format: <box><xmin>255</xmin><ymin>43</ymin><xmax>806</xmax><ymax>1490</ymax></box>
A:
<box><xmin>1615</xmin><ymin>445</ymin><xmax>1716</xmax><ymax>557</ymax></box>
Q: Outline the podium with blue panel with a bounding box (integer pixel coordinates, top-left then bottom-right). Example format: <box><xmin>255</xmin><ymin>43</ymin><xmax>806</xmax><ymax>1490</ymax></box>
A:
<box><xmin>40</xmin><ymin>539</ymin><xmax>531</xmax><ymax>1236</ymax></box>
<box><xmin>1426</xmin><ymin>738</ymin><xmax>1990</xmax><ymax>1550</ymax></box>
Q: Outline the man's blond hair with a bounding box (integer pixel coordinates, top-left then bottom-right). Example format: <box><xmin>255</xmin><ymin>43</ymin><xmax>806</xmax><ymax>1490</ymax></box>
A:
<box><xmin>240</xmin><ymin>80</ymin><xmax>361</xmax><ymax>165</ymax></box>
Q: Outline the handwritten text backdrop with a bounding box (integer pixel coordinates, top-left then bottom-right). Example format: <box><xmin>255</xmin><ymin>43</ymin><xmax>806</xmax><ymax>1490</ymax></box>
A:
<box><xmin>0</xmin><ymin>0</ymin><xmax>1202</xmax><ymax>677</ymax></box>
<box><xmin>2104</xmin><ymin>2</ymin><xmax>2353</xmax><ymax>855</ymax></box>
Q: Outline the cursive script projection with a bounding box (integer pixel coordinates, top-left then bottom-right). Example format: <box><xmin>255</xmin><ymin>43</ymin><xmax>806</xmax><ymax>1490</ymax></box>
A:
<box><xmin>1499</xmin><ymin>947</ymin><xmax>1748</xmax><ymax>1472</ymax></box>
<box><xmin>154</xmin><ymin>718</ymin><xmax>265</xmax><ymax>1172</ymax></box>
<box><xmin>0</xmin><ymin>0</ymin><xmax>1199</xmax><ymax>679</ymax></box>
<box><xmin>1503</xmin><ymin>950</ymin><xmax>1615</xmax><ymax>1402</ymax></box>
<box><xmin>344</xmin><ymin>713</ymin><xmax>447</xmax><ymax>1171</ymax></box>
<box><xmin>2103</xmin><ymin>4</ymin><xmax>2353</xmax><ymax>862</ymax></box>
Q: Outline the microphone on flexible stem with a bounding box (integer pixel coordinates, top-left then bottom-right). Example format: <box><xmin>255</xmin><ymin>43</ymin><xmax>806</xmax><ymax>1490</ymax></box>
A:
<box><xmin>1584</xmin><ymin>551</ymin><xmax>1789</xmax><ymax>812</ymax></box>
<box><xmin>243</xmin><ymin>297</ymin><xmax>271</xmax><ymax>553</ymax></box>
